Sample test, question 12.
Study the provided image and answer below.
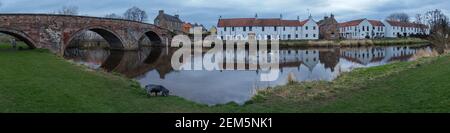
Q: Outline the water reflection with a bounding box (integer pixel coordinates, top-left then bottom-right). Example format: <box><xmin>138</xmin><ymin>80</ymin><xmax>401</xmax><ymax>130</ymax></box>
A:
<box><xmin>64</xmin><ymin>45</ymin><xmax>434</xmax><ymax>105</ymax></box>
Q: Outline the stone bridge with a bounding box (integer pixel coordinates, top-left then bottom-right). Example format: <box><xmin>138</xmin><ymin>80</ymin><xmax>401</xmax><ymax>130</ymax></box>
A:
<box><xmin>0</xmin><ymin>14</ymin><xmax>175</xmax><ymax>55</ymax></box>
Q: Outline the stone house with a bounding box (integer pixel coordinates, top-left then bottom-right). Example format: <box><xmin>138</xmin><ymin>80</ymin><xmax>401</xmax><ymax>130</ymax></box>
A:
<box><xmin>154</xmin><ymin>10</ymin><xmax>183</xmax><ymax>32</ymax></box>
<box><xmin>317</xmin><ymin>14</ymin><xmax>340</xmax><ymax>40</ymax></box>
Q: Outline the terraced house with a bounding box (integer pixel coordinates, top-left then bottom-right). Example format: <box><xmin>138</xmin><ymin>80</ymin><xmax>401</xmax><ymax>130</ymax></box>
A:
<box><xmin>217</xmin><ymin>15</ymin><xmax>319</xmax><ymax>40</ymax></box>
<box><xmin>382</xmin><ymin>20</ymin><xmax>430</xmax><ymax>38</ymax></box>
<box><xmin>339</xmin><ymin>18</ymin><xmax>386</xmax><ymax>39</ymax></box>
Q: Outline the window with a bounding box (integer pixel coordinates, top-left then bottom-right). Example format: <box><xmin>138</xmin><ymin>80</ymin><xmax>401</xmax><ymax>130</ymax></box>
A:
<box><xmin>249</xmin><ymin>26</ymin><xmax>252</xmax><ymax>31</ymax></box>
<box><xmin>283</xmin><ymin>26</ymin><xmax>286</xmax><ymax>31</ymax></box>
<box><xmin>221</xmin><ymin>36</ymin><xmax>224</xmax><ymax>40</ymax></box>
<box><xmin>306</xmin><ymin>34</ymin><xmax>309</xmax><ymax>38</ymax></box>
<box><xmin>224</xmin><ymin>27</ymin><xmax>227</xmax><ymax>31</ymax></box>
<box><xmin>313</xmin><ymin>26</ymin><xmax>316</xmax><ymax>30</ymax></box>
<box><xmin>367</xmin><ymin>26</ymin><xmax>369</xmax><ymax>31</ymax></box>
<box><xmin>243</xmin><ymin>27</ymin><xmax>246</xmax><ymax>31</ymax></box>
<box><xmin>274</xmin><ymin>26</ymin><xmax>277</xmax><ymax>31</ymax></box>
<box><xmin>288</xmin><ymin>34</ymin><xmax>291</xmax><ymax>39</ymax></box>
<box><xmin>262</xmin><ymin>27</ymin><xmax>265</xmax><ymax>31</ymax></box>
<box><xmin>295</xmin><ymin>34</ymin><xmax>298</xmax><ymax>38</ymax></box>
<box><xmin>296</xmin><ymin>27</ymin><xmax>298</xmax><ymax>31</ymax></box>
<box><xmin>313</xmin><ymin>34</ymin><xmax>316</xmax><ymax>38</ymax></box>
<box><xmin>305</xmin><ymin>26</ymin><xmax>309</xmax><ymax>30</ymax></box>
<box><xmin>362</xmin><ymin>26</ymin><xmax>365</xmax><ymax>31</ymax></box>
<box><xmin>232</xmin><ymin>27</ymin><xmax>235</xmax><ymax>31</ymax></box>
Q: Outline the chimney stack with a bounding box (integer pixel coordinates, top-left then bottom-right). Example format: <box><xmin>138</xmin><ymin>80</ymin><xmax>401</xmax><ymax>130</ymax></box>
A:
<box><xmin>280</xmin><ymin>14</ymin><xmax>283</xmax><ymax>19</ymax></box>
<box><xmin>159</xmin><ymin>10</ymin><xmax>164</xmax><ymax>15</ymax></box>
<box><xmin>175</xmin><ymin>14</ymin><xmax>179</xmax><ymax>18</ymax></box>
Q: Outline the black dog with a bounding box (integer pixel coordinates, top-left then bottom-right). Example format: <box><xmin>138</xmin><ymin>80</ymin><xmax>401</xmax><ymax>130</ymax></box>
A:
<box><xmin>145</xmin><ymin>84</ymin><xmax>170</xmax><ymax>97</ymax></box>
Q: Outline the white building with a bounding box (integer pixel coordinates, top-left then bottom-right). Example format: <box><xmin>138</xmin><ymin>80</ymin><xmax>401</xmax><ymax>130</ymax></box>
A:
<box><xmin>217</xmin><ymin>16</ymin><xmax>319</xmax><ymax>40</ymax></box>
<box><xmin>382</xmin><ymin>20</ymin><xmax>430</xmax><ymax>38</ymax></box>
<box><xmin>339</xmin><ymin>19</ymin><xmax>386</xmax><ymax>39</ymax></box>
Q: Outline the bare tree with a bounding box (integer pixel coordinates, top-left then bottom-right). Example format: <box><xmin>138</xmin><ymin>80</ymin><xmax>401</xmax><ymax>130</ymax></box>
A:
<box><xmin>422</xmin><ymin>9</ymin><xmax>449</xmax><ymax>53</ymax></box>
<box><xmin>105</xmin><ymin>13</ymin><xmax>122</xmax><ymax>19</ymax></box>
<box><xmin>425</xmin><ymin>9</ymin><xmax>449</xmax><ymax>34</ymax></box>
<box><xmin>414</xmin><ymin>14</ymin><xmax>429</xmax><ymax>34</ymax></box>
<box><xmin>57</xmin><ymin>6</ymin><xmax>79</xmax><ymax>15</ymax></box>
<box><xmin>123</xmin><ymin>6</ymin><xmax>148</xmax><ymax>22</ymax></box>
<box><xmin>386</xmin><ymin>12</ymin><xmax>410</xmax><ymax>22</ymax></box>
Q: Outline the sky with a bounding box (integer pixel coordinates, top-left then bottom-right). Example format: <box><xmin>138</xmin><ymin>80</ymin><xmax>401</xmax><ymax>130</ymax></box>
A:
<box><xmin>0</xmin><ymin>0</ymin><xmax>448</xmax><ymax>28</ymax></box>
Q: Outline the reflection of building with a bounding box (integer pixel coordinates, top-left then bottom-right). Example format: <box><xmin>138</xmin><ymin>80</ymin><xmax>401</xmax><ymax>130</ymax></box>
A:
<box><xmin>279</xmin><ymin>49</ymin><xmax>322</xmax><ymax>70</ymax></box>
<box><xmin>217</xmin><ymin>15</ymin><xmax>319</xmax><ymax>40</ymax></box>
<box><xmin>319</xmin><ymin>49</ymin><xmax>340</xmax><ymax>71</ymax></box>
<box><xmin>317</xmin><ymin>14</ymin><xmax>340</xmax><ymax>40</ymax></box>
<box><xmin>340</xmin><ymin>46</ymin><xmax>421</xmax><ymax>65</ymax></box>
<box><xmin>154</xmin><ymin>10</ymin><xmax>183</xmax><ymax>32</ymax></box>
<box><xmin>339</xmin><ymin>18</ymin><xmax>385</xmax><ymax>39</ymax></box>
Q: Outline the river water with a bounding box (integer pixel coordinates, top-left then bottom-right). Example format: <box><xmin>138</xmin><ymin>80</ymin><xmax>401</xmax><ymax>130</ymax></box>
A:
<box><xmin>64</xmin><ymin>44</ymin><xmax>434</xmax><ymax>105</ymax></box>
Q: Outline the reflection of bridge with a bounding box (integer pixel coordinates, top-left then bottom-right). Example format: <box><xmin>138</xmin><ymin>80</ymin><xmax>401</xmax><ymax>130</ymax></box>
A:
<box><xmin>0</xmin><ymin>14</ymin><xmax>174</xmax><ymax>55</ymax></box>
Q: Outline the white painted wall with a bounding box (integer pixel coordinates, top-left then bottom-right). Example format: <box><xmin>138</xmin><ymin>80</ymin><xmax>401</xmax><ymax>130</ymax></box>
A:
<box><xmin>217</xmin><ymin>19</ymin><xmax>319</xmax><ymax>40</ymax></box>
<box><xmin>382</xmin><ymin>20</ymin><xmax>430</xmax><ymax>38</ymax></box>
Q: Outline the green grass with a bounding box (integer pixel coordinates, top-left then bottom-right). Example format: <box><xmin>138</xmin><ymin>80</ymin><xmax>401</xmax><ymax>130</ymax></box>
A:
<box><xmin>0</xmin><ymin>44</ymin><xmax>449</xmax><ymax>113</ymax></box>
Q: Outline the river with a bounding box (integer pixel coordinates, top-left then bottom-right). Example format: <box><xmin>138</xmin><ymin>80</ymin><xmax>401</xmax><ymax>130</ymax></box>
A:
<box><xmin>64</xmin><ymin>43</ymin><xmax>435</xmax><ymax>105</ymax></box>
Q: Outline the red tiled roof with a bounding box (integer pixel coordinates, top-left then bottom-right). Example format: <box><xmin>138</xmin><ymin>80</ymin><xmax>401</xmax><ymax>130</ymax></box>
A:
<box><xmin>339</xmin><ymin>19</ymin><xmax>385</xmax><ymax>27</ymax></box>
<box><xmin>217</xmin><ymin>18</ymin><xmax>310</xmax><ymax>27</ymax></box>
<box><xmin>255</xmin><ymin>18</ymin><xmax>282</xmax><ymax>26</ymax></box>
<box><xmin>281</xmin><ymin>20</ymin><xmax>304</xmax><ymax>26</ymax></box>
<box><xmin>386</xmin><ymin>20</ymin><xmax>428</xmax><ymax>28</ymax></box>
<box><xmin>368</xmin><ymin>20</ymin><xmax>385</xmax><ymax>26</ymax></box>
<box><xmin>299</xmin><ymin>19</ymin><xmax>310</xmax><ymax>26</ymax></box>
<box><xmin>217</xmin><ymin>18</ymin><xmax>256</xmax><ymax>27</ymax></box>
<box><xmin>339</xmin><ymin>19</ymin><xmax>365</xmax><ymax>27</ymax></box>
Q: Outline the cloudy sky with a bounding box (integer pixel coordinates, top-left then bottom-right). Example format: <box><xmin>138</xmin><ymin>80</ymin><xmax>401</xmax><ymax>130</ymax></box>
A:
<box><xmin>0</xmin><ymin>0</ymin><xmax>448</xmax><ymax>27</ymax></box>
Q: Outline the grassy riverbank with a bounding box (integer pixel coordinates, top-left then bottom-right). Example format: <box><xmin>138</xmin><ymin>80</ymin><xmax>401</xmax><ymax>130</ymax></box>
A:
<box><xmin>0</xmin><ymin>44</ymin><xmax>449</xmax><ymax>113</ymax></box>
<box><xmin>281</xmin><ymin>38</ymin><xmax>429</xmax><ymax>47</ymax></box>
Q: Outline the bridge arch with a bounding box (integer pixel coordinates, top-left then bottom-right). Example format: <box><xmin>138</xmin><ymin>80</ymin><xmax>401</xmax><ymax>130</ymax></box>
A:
<box><xmin>66</xmin><ymin>26</ymin><xmax>124</xmax><ymax>50</ymax></box>
<box><xmin>0</xmin><ymin>28</ymin><xmax>36</xmax><ymax>48</ymax></box>
<box><xmin>139</xmin><ymin>30</ymin><xmax>163</xmax><ymax>47</ymax></box>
